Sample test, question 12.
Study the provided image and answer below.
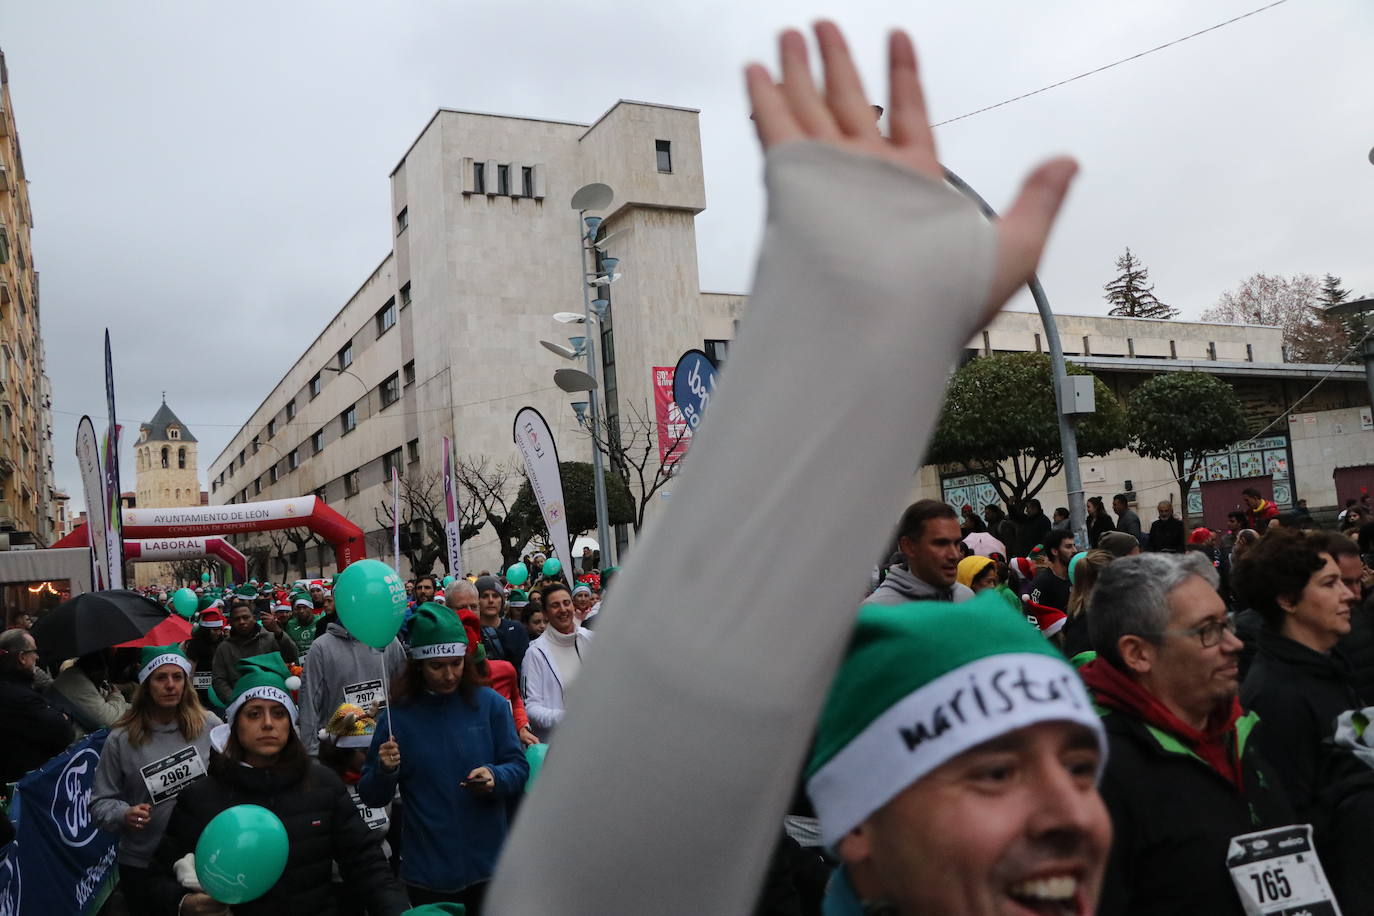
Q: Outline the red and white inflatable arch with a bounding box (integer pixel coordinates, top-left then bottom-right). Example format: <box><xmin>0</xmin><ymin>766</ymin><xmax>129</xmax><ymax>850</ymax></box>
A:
<box><xmin>123</xmin><ymin>538</ymin><xmax>248</xmax><ymax>583</ymax></box>
<box><xmin>53</xmin><ymin>496</ymin><xmax>366</xmax><ymax>571</ymax></box>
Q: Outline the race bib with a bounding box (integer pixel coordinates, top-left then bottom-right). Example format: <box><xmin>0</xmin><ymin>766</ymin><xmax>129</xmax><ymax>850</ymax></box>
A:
<box><xmin>1226</xmin><ymin>824</ymin><xmax>1341</xmax><ymax>915</ymax></box>
<box><xmin>348</xmin><ymin>787</ymin><xmax>388</xmax><ymax>832</ymax></box>
<box><xmin>192</xmin><ymin>671</ymin><xmax>212</xmax><ymax>691</ymax></box>
<box><xmin>140</xmin><ymin>746</ymin><xmax>208</xmax><ymax>806</ymax></box>
<box><xmin>343</xmin><ymin>679</ymin><xmax>385</xmax><ymax>711</ymax></box>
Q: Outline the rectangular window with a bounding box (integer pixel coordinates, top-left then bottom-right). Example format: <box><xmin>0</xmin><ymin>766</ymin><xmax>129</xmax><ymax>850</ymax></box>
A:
<box><xmin>497</xmin><ymin>164</ymin><xmax>510</xmax><ymax>195</ymax></box>
<box><xmin>376</xmin><ymin>299</ymin><xmax>397</xmax><ymax>335</ymax></box>
<box><xmin>400</xmin><ymin>283</ymin><xmax>411</xmax><ymax>308</ymax></box>
<box><xmin>344</xmin><ymin>470</ymin><xmax>360</xmax><ymax>497</ymax></box>
<box><xmin>312</xmin><ymin>429</ymin><xmax>325</xmax><ymax>454</ymax></box>
<box><xmin>403</xmin><ymin>360</ymin><xmax>416</xmax><ymax>387</ymax></box>
<box><xmin>285</xmin><ymin>400</ymin><xmax>296</xmax><ymax>420</ymax></box>
<box><xmin>383</xmin><ymin>447</ymin><xmax>404</xmax><ymax>479</ymax></box>
<box><xmin>407</xmin><ymin>439</ymin><xmax>420</xmax><ymax>464</ymax></box>
<box><xmin>238</xmin><ymin>450</ymin><xmax>246</xmax><ymax>469</ymax></box>
<box><xmin>341</xmin><ymin>405</ymin><xmax>357</xmax><ymax>435</ymax></box>
<box><xmin>522</xmin><ymin>166</ymin><xmax>534</xmax><ymax>197</ymax></box>
<box><xmin>380</xmin><ymin>372</ymin><xmax>400</xmax><ymax>408</ymax></box>
<box><xmin>267</xmin><ymin>418</ymin><xmax>276</xmax><ymax>439</ymax></box>
<box><xmin>269</xmin><ymin>466</ymin><xmax>278</xmax><ymax>485</ymax></box>
<box><xmin>655</xmin><ymin>139</ymin><xmax>672</xmax><ymax>173</ymax></box>
<box><xmin>310</xmin><ymin>373</ymin><xmax>322</xmax><ymax>399</ymax></box>
<box><xmin>473</xmin><ymin>162</ymin><xmax>486</xmax><ymax>194</ymax></box>
<box><xmin>254</xmin><ymin>478</ymin><xmax>262</xmax><ymax>496</ymax></box>
<box><xmin>396</xmin><ymin>206</ymin><xmax>408</xmax><ymax>233</ymax></box>
<box><xmin>314</xmin><ymin>486</ymin><xmax>327</xmax><ymax>503</ymax></box>
<box><xmin>252</xmin><ymin>436</ymin><xmax>260</xmax><ymax>455</ymax></box>
<box><xmin>288</xmin><ymin>449</ymin><xmax>299</xmax><ymax>471</ymax></box>
<box><xmin>338</xmin><ymin>343</ymin><xmax>353</xmax><ymax>369</ymax></box>
<box><xmin>240</xmin><ymin>489</ymin><xmax>248</xmax><ymax>503</ymax></box>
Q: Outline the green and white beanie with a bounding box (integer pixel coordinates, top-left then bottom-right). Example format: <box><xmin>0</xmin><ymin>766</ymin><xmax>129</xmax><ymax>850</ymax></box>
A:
<box><xmin>408</xmin><ymin>602</ymin><xmax>468</xmax><ymax>660</ymax></box>
<box><xmin>291</xmin><ymin>593</ymin><xmax>314</xmax><ymax>609</ymax></box>
<box><xmin>138</xmin><ymin>643</ymin><xmax>194</xmax><ymax>683</ymax></box>
<box><xmin>806</xmin><ymin>592</ymin><xmax>1105</xmax><ymax>848</ymax></box>
<box><xmin>223</xmin><ymin>652</ymin><xmax>301</xmax><ymax>725</ymax></box>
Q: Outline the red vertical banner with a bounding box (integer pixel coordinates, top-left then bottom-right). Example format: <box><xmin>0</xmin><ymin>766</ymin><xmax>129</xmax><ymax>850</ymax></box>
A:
<box><xmin>652</xmin><ymin>367</ymin><xmax>692</xmax><ymax>470</ymax></box>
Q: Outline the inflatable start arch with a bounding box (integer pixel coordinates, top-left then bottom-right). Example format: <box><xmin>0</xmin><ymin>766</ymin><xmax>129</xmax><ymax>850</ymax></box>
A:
<box><xmin>53</xmin><ymin>496</ymin><xmax>366</xmax><ymax>571</ymax></box>
<box><xmin>124</xmin><ymin>537</ymin><xmax>248</xmax><ymax>583</ymax></box>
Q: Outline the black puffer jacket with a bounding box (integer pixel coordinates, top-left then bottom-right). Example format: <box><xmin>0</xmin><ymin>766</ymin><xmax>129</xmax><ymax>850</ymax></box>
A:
<box><xmin>0</xmin><ymin>671</ymin><xmax>74</xmax><ymax>783</ymax></box>
<box><xmin>1240</xmin><ymin>630</ymin><xmax>1367</xmax><ymax>821</ymax></box>
<box><xmin>148</xmin><ymin>752</ymin><xmax>408</xmax><ymax>916</ymax></box>
<box><xmin>1096</xmin><ymin>709</ymin><xmax>1295</xmax><ymax>916</ymax></box>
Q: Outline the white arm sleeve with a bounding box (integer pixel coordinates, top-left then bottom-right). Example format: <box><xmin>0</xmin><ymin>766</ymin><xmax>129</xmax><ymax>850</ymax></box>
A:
<box><xmin>488</xmin><ymin>141</ymin><xmax>997</xmax><ymax>915</ymax></box>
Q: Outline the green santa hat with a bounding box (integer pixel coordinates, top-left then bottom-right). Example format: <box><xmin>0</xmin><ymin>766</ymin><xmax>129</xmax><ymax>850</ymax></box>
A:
<box><xmin>407</xmin><ymin>603</ymin><xmax>468</xmax><ymax>660</ymax></box>
<box><xmin>138</xmin><ymin>643</ymin><xmax>194</xmax><ymax>683</ymax></box>
<box><xmin>507</xmin><ymin>589</ymin><xmax>529</xmax><ymax>609</ymax></box>
<box><xmin>223</xmin><ymin>652</ymin><xmax>302</xmax><ymax>725</ymax></box>
<box><xmin>234</xmin><ymin>584</ymin><xmax>257</xmax><ymax>599</ymax></box>
<box><xmin>805</xmin><ymin>592</ymin><xmax>1105</xmax><ymax>848</ymax></box>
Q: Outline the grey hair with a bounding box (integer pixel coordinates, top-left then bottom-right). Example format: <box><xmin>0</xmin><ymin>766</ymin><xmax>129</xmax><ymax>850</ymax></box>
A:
<box><xmin>446</xmin><ymin>580</ymin><xmax>478</xmax><ymax>601</ymax></box>
<box><xmin>1087</xmin><ymin>552</ymin><xmax>1219</xmax><ymax>670</ymax></box>
<box><xmin>0</xmin><ymin>628</ymin><xmax>34</xmax><ymax>675</ymax></box>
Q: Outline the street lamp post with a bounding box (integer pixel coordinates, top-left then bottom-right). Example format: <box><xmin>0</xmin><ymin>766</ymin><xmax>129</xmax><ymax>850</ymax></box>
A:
<box><xmin>941</xmin><ymin>168</ymin><xmax>1091</xmax><ymax>549</ymax></box>
<box><xmin>571</xmin><ymin>183</ymin><xmax>616</xmax><ymax>567</ymax></box>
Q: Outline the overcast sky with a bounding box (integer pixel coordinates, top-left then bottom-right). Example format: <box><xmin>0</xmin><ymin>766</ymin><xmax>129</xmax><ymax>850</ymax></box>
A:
<box><xmin>2</xmin><ymin>0</ymin><xmax>1370</xmax><ymax>514</ymax></box>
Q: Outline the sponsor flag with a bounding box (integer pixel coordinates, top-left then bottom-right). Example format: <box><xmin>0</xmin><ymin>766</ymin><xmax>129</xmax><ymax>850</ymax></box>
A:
<box><xmin>103</xmin><ymin>331</ymin><xmax>124</xmax><ymax>588</ymax></box>
<box><xmin>442</xmin><ymin>437</ymin><xmax>464</xmax><ymax>579</ymax></box>
<box><xmin>391</xmin><ymin>467</ymin><xmax>401</xmax><ymax>573</ymax></box>
<box><xmin>512</xmin><ymin>407</ymin><xmax>573</xmax><ymax>587</ymax></box>
<box><xmin>671</xmin><ymin>348</ymin><xmax>718</xmax><ymax>435</ymax></box>
<box><xmin>75</xmin><ymin>418</ymin><xmax>108</xmax><ymax>591</ymax></box>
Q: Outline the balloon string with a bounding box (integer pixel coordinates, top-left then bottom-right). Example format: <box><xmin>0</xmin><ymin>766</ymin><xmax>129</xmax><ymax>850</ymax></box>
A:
<box><xmin>380</xmin><ymin>652</ymin><xmax>394</xmax><ymax>741</ymax></box>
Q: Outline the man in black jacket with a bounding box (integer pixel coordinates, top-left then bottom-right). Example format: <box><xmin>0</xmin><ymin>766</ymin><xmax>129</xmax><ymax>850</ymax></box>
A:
<box><xmin>0</xmin><ymin>628</ymin><xmax>74</xmax><ymax>783</ymax></box>
<box><xmin>472</xmin><ymin>576</ymin><xmax>529</xmax><ymax>675</ymax></box>
<box><xmin>1081</xmin><ymin>553</ymin><xmax>1296</xmax><ymax>916</ymax></box>
<box><xmin>1146</xmin><ymin>500</ymin><xmax>1185</xmax><ymax>553</ymax></box>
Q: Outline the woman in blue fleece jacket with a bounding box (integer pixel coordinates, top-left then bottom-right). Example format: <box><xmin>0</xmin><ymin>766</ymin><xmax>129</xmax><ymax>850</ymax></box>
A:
<box><xmin>358</xmin><ymin>603</ymin><xmax>528</xmax><ymax>913</ymax></box>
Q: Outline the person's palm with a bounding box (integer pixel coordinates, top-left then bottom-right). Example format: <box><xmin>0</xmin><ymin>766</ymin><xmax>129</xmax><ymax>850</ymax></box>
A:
<box><xmin>746</xmin><ymin>22</ymin><xmax>1078</xmax><ymax>324</ymax></box>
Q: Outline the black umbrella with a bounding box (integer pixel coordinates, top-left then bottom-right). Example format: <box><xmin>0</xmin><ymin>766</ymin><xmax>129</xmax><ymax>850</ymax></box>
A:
<box><xmin>30</xmin><ymin>590</ymin><xmax>176</xmax><ymax>660</ymax></box>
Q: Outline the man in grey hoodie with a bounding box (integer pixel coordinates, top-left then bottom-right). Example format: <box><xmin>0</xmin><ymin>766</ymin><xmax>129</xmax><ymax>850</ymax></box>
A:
<box><xmin>298</xmin><ymin>617</ymin><xmax>407</xmax><ymax>755</ymax></box>
<box><xmin>866</xmin><ymin>500</ymin><xmax>974</xmax><ymax>606</ymax></box>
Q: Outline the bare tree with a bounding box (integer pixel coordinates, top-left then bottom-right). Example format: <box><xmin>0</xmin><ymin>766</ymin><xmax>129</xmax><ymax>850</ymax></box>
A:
<box><xmin>242</xmin><ymin>541</ymin><xmax>273</xmax><ymax>581</ymax></box>
<box><xmin>375</xmin><ymin>469</ymin><xmax>487</xmax><ymax>577</ymax></box>
<box><xmin>284</xmin><ymin>529</ymin><xmax>323</xmax><ymax>580</ymax></box>
<box><xmin>581</xmin><ymin>400</ymin><xmax>690</xmax><ymax>534</ymax></box>
<box><xmin>1201</xmin><ymin>272</ymin><xmax>1353</xmax><ymax>363</ymax></box>
<box><xmin>266</xmin><ymin>529</ymin><xmax>292</xmax><ymax>581</ymax></box>
<box><xmin>168</xmin><ymin>558</ymin><xmax>216</xmax><ymax>588</ymax></box>
<box><xmin>455</xmin><ymin>457</ymin><xmax>528</xmax><ymax>568</ymax></box>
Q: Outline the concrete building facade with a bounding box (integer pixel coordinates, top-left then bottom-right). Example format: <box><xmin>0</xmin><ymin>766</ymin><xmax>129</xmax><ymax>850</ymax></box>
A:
<box><xmin>209</xmin><ymin>102</ymin><xmax>737</xmax><ymax>576</ymax></box>
<box><xmin>0</xmin><ymin>48</ymin><xmax>58</xmax><ymax>548</ymax></box>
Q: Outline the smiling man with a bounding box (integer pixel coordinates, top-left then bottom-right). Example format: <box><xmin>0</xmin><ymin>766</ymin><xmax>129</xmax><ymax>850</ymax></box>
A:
<box><xmin>1081</xmin><ymin>553</ymin><xmax>1295</xmax><ymax>915</ymax></box>
<box><xmin>807</xmin><ymin>594</ymin><xmax>1110</xmax><ymax>915</ymax></box>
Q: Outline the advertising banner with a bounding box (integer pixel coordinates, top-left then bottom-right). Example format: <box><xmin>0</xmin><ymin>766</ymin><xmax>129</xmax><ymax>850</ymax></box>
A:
<box><xmin>391</xmin><ymin>467</ymin><xmax>401</xmax><ymax>572</ymax></box>
<box><xmin>652</xmin><ymin>367</ymin><xmax>692</xmax><ymax>470</ymax></box>
<box><xmin>512</xmin><ymin>407</ymin><xmax>573</xmax><ymax>587</ymax></box>
<box><xmin>121</xmin><ymin>496</ymin><xmax>316</xmax><ymax>535</ymax></box>
<box><xmin>74</xmin><ymin>417</ymin><xmax>108</xmax><ymax>592</ymax></box>
<box><xmin>102</xmin><ymin>331</ymin><xmax>124</xmax><ymax>589</ymax></box>
<box><xmin>442</xmin><ymin>437</ymin><xmax>465</xmax><ymax>579</ymax></box>
<box><xmin>671</xmin><ymin>349</ymin><xmax>718</xmax><ymax>434</ymax></box>
<box><xmin>0</xmin><ymin>731</ymin><xmax>120</xmax><ymax>914</ymax></box>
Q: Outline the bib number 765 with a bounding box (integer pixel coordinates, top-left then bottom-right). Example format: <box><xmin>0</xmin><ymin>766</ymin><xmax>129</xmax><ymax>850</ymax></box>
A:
<box><xmin>1248</xmin><ymin>868</ymin><xmax>1292</xmax><ymax>903</ymax></box>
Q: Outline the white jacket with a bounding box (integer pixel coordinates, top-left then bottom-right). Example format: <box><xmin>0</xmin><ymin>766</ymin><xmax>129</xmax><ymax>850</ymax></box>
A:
<box><xmin>521</xmin><ymin>627</ymin><xmax>593</xmax><ymax>741</ymax></box>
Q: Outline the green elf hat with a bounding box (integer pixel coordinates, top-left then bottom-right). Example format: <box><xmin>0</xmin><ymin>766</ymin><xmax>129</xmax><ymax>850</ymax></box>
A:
<box><xmin>234</xmin><ymin>584</ymin><xmax>257</xmax><ymax>599</ymax></box>
<box><xmin>408</xmin><ymin>603</ymin><xmax>468</xmax><ymax>660</ymax></box>
<box><xmin>291</xmin><ymin>592</ymin><xmax>314</xmax><ymax>609</ymax></box>
<box><xmin>196</xmin><ymin>596</ymin><xmax>214</xmax><ymax>613</ymax></box>
<box><xmin>138</xmin><ymin>643</ymin><xmax>194</xmax><ymax>683</ymax></box>
<box><xmin>224</xmin><ymin>652</ymin><xmax>302</xmax><ymax>725</ymax></box>
<box><xmin>805</xmin><ymin>592</ymin><xmax>1105</xmax><ymax>848</ymax></box>
<box><xmin>506</xmin><ymin>589</ymin><xmax>529</xmax><ymax>608</ymax></box>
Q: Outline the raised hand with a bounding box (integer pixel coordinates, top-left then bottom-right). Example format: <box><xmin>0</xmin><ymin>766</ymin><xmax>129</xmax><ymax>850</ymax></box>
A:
<box><xmin>745</xmin><ymin>21</ymin><xmax>1078</xmax><ymax>322</ymax></box>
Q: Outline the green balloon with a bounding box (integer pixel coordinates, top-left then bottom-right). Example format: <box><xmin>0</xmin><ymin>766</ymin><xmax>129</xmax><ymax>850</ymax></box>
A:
<box><xmin>541</xmin><ymin>557</ymin><xmax>561</xmax><ymax>578</ymax></box>
<box><xmin>441</xmin><ymin>575</ymin><xmax>455</xmax><ymax>588</ymax></box>
<box><xmin>525</xmin><ymin>742</ymin><xmax>548</xmax><ymax>794</ymax></box>
<box><xmin>171</xmin><ymin>588</ymin><xmax>199</xmax><ymax>618</ymax></box>
<box><xmin>194</xmin><ymin>804</ymin><xmax>289</xmax><ymax>905</ymax></box>
<box><xmin>505</xmin><ymin>563</ymin><xmax>529</xmax><ymax>587</ymax></box>
<box><xmin>334</xmin><ymin>559</ymin><xmax>408</xmax><ymax>649</ymax></box>
<box><xmin>201</xmin><ymin>572</ymin><xmax>211</xmax><ymax>583</ymax></box>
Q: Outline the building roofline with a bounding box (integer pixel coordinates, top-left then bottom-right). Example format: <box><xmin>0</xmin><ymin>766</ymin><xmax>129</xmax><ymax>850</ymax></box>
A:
<box><xmin>1066</xmin><ymin>355</ymin><xmax>1364</xmax><ymax>380</ymax></box>
<box><xmin>700</xmin><ymin>289</ymin><xmax>748</xmax><ymax>297</ymax></box>
<box><xmin>998</xmin><ymin>306</ymin><xmax>1282</xmax><ymax>331</ymax></box>
<box><xmin>207</xmin><ymin>252</ymin><xmax>393</xmax><ymax>470</ymax></box>
<box><xmin>579</xmin><ymin>99</ymin><xmax>701</xmax><ymax>140</ymax></box>
<box><xmin>390</xmin><ymin>107</ymin><xmax>592</xmax><ymax>176</ymax></box>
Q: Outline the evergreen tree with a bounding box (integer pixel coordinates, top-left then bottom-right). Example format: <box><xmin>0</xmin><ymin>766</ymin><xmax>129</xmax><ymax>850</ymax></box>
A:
<box><xmin>1103</xmin><ymin>247</ymin><xmax>1178</xmax><ymax>319</ymax></box>
<box><xmin>1317</xmin><ymin>273</ymin><xmax>1364</xmax><ymax>356</ymax></box>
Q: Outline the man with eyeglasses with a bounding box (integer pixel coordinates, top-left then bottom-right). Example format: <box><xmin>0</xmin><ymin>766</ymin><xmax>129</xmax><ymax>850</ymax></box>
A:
<box><xmin>1079</xmin><ymin>553</ymin><xmax>1295</xmax><ymax>915</ymax></box>
<box><xmin>0</xmin><ymin>627</ymin><xmax>75</xmax><ymax>783</ymax></box>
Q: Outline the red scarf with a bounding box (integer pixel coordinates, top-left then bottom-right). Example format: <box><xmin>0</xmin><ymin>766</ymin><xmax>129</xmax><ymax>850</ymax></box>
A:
<box><xmin>1080</xmin><ymin>658</ymin><xmax>1244</xmax><ymax>790</ymax></box>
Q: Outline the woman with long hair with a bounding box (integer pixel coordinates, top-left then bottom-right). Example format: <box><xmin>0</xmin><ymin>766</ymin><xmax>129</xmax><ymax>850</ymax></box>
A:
<box><xmin>1085</xmin><ymin>496</ymin><xmax>1115</xmax><ymax>548</ymax></box>
<box><xmin>91</xmin><ymin>645</ymin><xmax>217</xmax><ymax>913</ymax></box>
<box><xmin>359</xmin><ymin>604</ymin><xmax>528</xmax><ymax>913</ymax></box>
<box><xmin>1060</xmin><ymin>549</ymin><xmax>1114</xmax><ymax>659</ymax></box>
<box><xmin>147</xmin><ymin>652</ymin><xmax>407</xmax><ymax>916</ymax></box>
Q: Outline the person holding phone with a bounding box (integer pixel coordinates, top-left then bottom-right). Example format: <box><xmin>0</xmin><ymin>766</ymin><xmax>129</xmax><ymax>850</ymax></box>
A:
<box><xmin>359</xmin><ymin>604</ymin><xmax>528</xmax><ymax>913</ymax></box>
